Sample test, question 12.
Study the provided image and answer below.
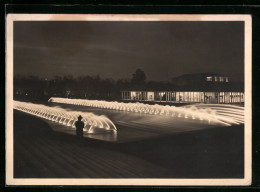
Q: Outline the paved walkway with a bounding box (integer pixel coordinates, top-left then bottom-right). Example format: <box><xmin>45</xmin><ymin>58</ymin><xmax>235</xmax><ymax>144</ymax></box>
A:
<box><xmin>14</xmin><ymin>111</ymin><xmax>172</xmax><ymax>178</ymax></box>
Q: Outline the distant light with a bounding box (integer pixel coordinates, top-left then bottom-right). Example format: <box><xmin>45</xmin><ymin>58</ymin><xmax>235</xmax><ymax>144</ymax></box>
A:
<box><xmin>225</xmin><ymin>77</ymin><xmax>229</xmax><ymax>82</ymax></box>
<box><xmin>206</xmin><ymin>77</ymin><xmax>212</xmax><ymax>81</ymax></box>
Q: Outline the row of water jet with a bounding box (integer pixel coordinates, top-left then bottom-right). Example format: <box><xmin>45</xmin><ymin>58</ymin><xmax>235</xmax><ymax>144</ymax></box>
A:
<box><xmin>14</xmin><ymin>101</ymin><xmax>117</xmax><ymax>134</ymax></box>
<box><xmin>48</xmin><ymin>97</ymin><xmax>244</xmax><ymax>126</ymax></box>
<box><xmin>183</xmin><ymin>104</ymin><xmax>244</xmax><ymax>125</ymax></box>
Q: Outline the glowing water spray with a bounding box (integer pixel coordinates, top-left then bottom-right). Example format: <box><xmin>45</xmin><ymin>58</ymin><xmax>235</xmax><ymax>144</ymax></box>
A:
<box><xmin>14</xmin><ymin>101</ymin><xmax>117</xmax><ymax>133</ymax></box>
<box><xmin>48</xmin><ymin>97</ymin><xmax>244</xmax><ymax>126</ymax></box>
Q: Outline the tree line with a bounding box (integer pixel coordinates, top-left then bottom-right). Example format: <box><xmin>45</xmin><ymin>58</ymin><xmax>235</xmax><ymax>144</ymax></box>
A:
<box><xmin>14</xmin><ymin>69</ymin><xmax>148</xmax><ymax>101</ymax></box>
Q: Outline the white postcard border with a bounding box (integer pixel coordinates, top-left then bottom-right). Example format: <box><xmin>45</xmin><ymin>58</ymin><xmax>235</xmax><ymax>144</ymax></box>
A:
<box><xmin>6</xmin><ymin>14</ymin><xmax>252</xmax><ymax>186</ymax></box>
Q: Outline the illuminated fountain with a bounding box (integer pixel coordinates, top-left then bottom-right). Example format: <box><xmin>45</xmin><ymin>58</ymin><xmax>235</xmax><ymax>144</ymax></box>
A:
<box><xmin>48</xmin><ymin>97</ymin><xmax>244</xmax><ymax>126</ymax></box>
<box><xmin>14</xmin><ymin>101</ymin><xmax>117</xmax><ymax>134</ymax></box>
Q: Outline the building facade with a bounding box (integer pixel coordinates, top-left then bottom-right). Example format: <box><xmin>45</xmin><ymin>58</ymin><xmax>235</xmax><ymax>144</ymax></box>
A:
<box><xmin>121</xmin><ymin>73</ymin><xmax>244</xmax><ymax>104</ymax></box>
<box><xmin>121</xmin><ymin>91</ymin><xmax>244</xmax><ymax>104</ymax></box>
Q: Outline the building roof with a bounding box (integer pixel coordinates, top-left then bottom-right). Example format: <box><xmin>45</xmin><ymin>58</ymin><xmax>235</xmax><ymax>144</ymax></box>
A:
<box><xmin>122</xmin><ymin>73</ymin><xmax>243</xmax><ymax>92</ymax></box>
<box><xmin>171</xmin><ymin>72</ymin><xmax>222</xmax><ymax>80</ymax></box>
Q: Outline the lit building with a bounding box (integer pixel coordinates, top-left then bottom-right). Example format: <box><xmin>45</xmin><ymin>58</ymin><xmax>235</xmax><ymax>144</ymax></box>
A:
<box><xmin>121</xmin><ymin>73</ymin><xmax>244</xmax><ymax>104</ymax></box>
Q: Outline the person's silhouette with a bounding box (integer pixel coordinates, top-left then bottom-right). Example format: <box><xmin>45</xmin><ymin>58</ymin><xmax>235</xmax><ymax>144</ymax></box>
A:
<box><xmin>75</xmin><ymin>115</ymin><xmax>84</xmax><ymax>137</ymax></box>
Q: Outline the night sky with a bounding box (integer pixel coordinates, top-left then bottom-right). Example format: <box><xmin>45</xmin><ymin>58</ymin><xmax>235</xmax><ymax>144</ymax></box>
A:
<box><xmin>14</xmin><ymin>21</ymin><xmax>244</xmax><ymax>82</ymax></box>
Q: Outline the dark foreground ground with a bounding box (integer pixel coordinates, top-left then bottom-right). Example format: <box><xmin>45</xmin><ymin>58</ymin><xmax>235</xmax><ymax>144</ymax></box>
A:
<box><xmin>14</xmin><ymin>110</ymin><xmax>244</xmax><ymax>178</ymax></box>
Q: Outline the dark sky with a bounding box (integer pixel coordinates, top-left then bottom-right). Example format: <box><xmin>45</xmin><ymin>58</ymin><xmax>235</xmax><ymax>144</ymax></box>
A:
<box><xmin>14</xmin><ymin>21</ymin><xmax>244</xmax><ymax>82</ymax></box>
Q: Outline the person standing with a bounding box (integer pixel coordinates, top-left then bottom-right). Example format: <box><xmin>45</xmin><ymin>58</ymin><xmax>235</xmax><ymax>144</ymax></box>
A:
<box><xmin>75</xmin><ymin>115</ymin><xmax>84</xmax><ymax>137</ymax></box>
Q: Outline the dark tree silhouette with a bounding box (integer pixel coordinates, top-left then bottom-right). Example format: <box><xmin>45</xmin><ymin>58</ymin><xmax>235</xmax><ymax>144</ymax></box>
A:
<box><xmin>14</xmin><ymin>74</ymin><xmax>131</xmax><ymax>101</ymax></box>
<box><xmin>14</xmin><ymin>69</ymin><xmax>176</xmax><ymax>102</ymax></box>
<box><xmin>131</xmin><ymin>69</ymin><xmax>146</xmax><ymax>85</ymax></box>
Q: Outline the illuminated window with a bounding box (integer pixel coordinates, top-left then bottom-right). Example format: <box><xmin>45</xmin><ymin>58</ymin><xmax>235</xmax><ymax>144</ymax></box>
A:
<box><xmin>219</xmin><ymin>77</ymin><xmax>224</xmax><ymax>82</ymax></box>
<box><xmin>131</xmin><ymin>92</ymin><xmax>136</xmax><ymax>98</ymax></box>
<box><xmin>206</xmin><ymin>76</ymin><xmax>212</xmax><ymax>81</ymax></box>
<box><xmin>214</xmin><ymin>76</ymin><xmax>218</xmax><ymax>82</ymax></box>
<box><xmin>225</xmin><ymin>77</ymin><xmax>229</xmax><ymax>82</ymax></box>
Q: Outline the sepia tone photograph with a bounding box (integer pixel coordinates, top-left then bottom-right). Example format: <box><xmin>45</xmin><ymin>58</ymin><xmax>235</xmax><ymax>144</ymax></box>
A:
<box><xmin>6</xmin><ymin>14</ymin><xmax>252</xmax><ymax>186</ymax></box>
